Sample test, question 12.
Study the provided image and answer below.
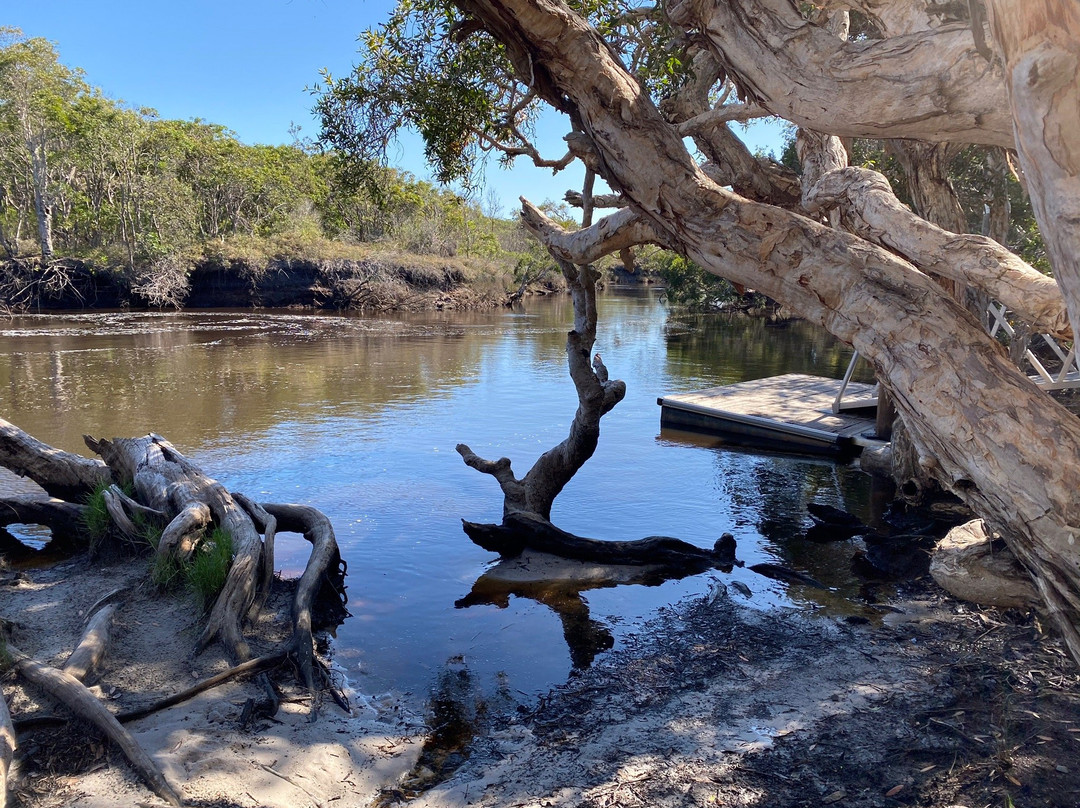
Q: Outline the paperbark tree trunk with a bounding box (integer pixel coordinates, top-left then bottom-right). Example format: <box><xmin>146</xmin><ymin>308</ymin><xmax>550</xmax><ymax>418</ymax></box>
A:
<box><xmin>667</xmin><ymin>0</ymin><xmax>1012</xmax><ymax>147</ymax></box>
<box><xmin>453</xmin><ymin>0</ymin><xmax>1080</xmax><ymax>661</ymax></box>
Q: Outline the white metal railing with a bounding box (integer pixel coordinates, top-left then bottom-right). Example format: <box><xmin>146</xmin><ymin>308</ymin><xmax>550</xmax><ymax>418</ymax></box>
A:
<box><xmin>987</xmin><ymin>301</ymin><xmax>1080</xmax><ymax>390</ymax></box>
<box><xmin>833</xmin><ymin>301</ymin><xmax>1080</xmax><ymax>413</ymax></box>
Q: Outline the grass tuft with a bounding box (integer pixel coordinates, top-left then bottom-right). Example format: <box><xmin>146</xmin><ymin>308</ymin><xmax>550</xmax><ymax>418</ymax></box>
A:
<box><xmin>186</xmin><ymin>527</ymin><xmax>234</xmax><ymax>611</ymax></box>
<box><xmin>81</xmin><ymin>482</ymin><xmax>112</xmax><ymax>544</ymax></box>
<box><xmin>151</xmin><ymin>553</ymin><xmax>185</xmax><ymax>591</ymax></box>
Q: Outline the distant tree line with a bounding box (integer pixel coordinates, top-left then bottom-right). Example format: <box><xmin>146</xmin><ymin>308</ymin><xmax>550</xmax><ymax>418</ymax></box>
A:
<box><xmin>0</xmin><ymin>27</ymin><xmax>528</xmax><ymax>279</ymax></box>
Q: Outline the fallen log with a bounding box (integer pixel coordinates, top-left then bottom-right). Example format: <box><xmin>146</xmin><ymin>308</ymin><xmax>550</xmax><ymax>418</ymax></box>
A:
<box><xmin>0</xmin><ymin>495</ymin><xmax>86</xmax><ymax>541</ymax></box>
<box><xmin>0</xmin><ymin>419</ymin><xmax>348</xmax><ymax>758</ymax></box>
<box><xmin>8</xmin><ymin>645</ymin><xmax>183</xmax><ymax>807</ymax></box>
<box><xmin>0</xmin><ymin>417</ymin><xmax>110</xmax><ymax>501</ymax></box>
<box><xmin>462</xmin><ymin>511</ymin><xmax>737</xmax><ymax>572</ymax></box>
<box><xmin>0</xmin><ymin>686</ymin><xmax>13</xmax><ymax>808</ymax></box>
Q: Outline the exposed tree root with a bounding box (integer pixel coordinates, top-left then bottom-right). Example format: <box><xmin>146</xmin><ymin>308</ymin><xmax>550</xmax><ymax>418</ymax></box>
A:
<box><xmin>234</xmin><ymin>493</ymin><xmax>277</xmax><ymax>621</ymax></box>
<box><xmin>0</xmin><ymin>418</ymin><xmax>350</xmax><ymax>801</ymax></box>
<box><xmin>116</xmin><ymin>651</ymin><xmax>289</xmax><ymax>723</ymax></box>
<box><xmin>262</xmin><ymin>503</ymin><xmax>347</xmax><ymax>694</ymax></box>
<box><xmin>61</xmin><ymin>603</ymin><xmax>118</xmax><ymax>683</ymax></box>
<box><xmin>0</xmin><ymin>687</ymin><xmax>13</xmax><ymax>808</ymax></box>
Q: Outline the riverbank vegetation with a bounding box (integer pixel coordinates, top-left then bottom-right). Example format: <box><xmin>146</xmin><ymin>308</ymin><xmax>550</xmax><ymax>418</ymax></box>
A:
<box><xmin>0</xmin><ymin>27</ymin><xmax>590</xmax><ymax>311</ymax></box>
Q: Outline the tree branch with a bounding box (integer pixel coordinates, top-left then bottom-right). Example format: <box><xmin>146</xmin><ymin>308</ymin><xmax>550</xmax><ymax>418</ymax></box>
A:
<box><xmin>677</xmin><ymin>101</ymin><xmax>770</xmax><ymax>136</ymax></box>
<box><xmin>520</xmin><ymin>200</ymin><xmax>667</xmax><ymax>265</ymax></box>
<box><xmin>798</xmin><ymin>133</ymin><xmax>1071</xmax><ymax>338</ymax></box>
<box><xmin>564</xmin><ymin>190</ymin><xmax>626</xmax><ymax>209</ymax></box>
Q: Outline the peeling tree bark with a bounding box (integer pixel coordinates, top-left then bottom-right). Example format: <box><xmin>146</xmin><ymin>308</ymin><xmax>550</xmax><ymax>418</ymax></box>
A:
<box><xmin>984</xmin><ymin>1</ymin><xmax>1080</xmax><ymax>339</ymax></box>
<box><xmin>661</xmin><ymin>47</ymin><xmax>803</xmax><ymax>209</ymax></box>
<box><xmin>795</xmin><ymin>133</ymin><xmax>1069</xmax><ymax>337</ymax></box>
<box><xmin>667</xmin><ymin>0</ymin><xmax>1012</xmax><ymax>147</ymax></box>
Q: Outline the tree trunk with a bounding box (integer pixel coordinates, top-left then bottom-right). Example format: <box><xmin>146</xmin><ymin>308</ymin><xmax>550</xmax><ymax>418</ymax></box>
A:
<box><xmin>26</xmin><ymin>134</ymin><xmax>54</xmax><ymax>259</ymax></box>
<box><xmin>455</xmin><ymin>0</ymin><xmax>1080</xmax><ymax>661</ymax></box>
<box><xmin>458</xmin><ymin>257</ymin><xmax>626</xmax><ymax>521</ymax></box>
<box><xmin>666</xmin><ymin>0</ymin><xmax>1012</xmax><ymax>146</ymax></box>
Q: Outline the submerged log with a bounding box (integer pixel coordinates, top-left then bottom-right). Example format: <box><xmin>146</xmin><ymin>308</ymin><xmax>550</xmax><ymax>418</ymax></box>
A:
<box><xmin>0</xmin><ymin>687</ymin><xmax>13</xmax><ymax>808</ymax></box>
<box><xmin>462</xmin><ymin>511</ymin><xmax>737</xmax><ymax>572</ymax></box>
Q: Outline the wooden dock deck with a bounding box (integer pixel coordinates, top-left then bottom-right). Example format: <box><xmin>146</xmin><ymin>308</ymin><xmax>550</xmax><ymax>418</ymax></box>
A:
<box><xmin>658</xmin><ymin>373</ymin><xmax>886</xmax><ymax>457</ymax></box>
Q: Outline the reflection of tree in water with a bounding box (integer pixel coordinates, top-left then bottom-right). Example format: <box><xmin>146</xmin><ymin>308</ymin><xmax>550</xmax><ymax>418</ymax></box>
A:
<box><xmin>374</xmin><ymin>657</ymin><xmax>492</xmax><ymax>806</ymax></box>
<box><xmin>458</xmin><ymin>581</ymin><xmax>614</xmax><ymax>669</ymax></box>
<box><xmin>456</xmin><ymin>552</ymin><xmax>734</xmax><ymax>669</ymax></box>
<box><xmin>663</xmin><ymin>313</ymin><xmax>868</xmax><ymax>386</ymax></box>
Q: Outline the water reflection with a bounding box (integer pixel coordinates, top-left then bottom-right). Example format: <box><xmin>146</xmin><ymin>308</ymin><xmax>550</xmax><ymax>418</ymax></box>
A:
<box><xmin>1</xmin><ymin>292</ymin><xmax>884</xmax><ymax>703</ymax></box>
<box><xmin>456</xmin><ymin>548</ymin><xmax>736</xmax><ymax>669</ymax></box>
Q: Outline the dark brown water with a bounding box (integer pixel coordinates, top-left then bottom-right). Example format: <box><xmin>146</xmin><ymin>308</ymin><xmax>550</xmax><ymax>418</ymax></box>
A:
<box><xmin>0</xmin><ymin>290</ymin><xmax>878</xmax><ymax>704</ymax></box>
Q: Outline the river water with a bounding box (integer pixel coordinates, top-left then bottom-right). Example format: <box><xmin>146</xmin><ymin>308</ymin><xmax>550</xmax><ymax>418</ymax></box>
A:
<box><xmin>0</xmin><ymin>290</ymin><xmax>879</xmax><ymax>705</ymax></box>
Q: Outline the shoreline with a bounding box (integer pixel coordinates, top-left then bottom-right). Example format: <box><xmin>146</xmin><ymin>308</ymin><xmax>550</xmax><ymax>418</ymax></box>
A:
<box><xmin>3</xmin><ymin>547</ymin><xmax>1078</xmax><ymax>808</ymax></box>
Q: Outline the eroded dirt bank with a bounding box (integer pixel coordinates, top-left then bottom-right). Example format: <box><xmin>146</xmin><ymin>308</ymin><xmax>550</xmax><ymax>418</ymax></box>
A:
<box><xmin>0</xmin><ymin>255</ymin><xmax>509</xmax><ymax>312</ymax></box>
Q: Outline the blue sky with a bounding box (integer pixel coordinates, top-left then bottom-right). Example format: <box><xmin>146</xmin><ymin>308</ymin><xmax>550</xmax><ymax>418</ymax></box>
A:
<box><xmin>7</xmin><ymin>0</ymin><xmax>786</xmax><ymax>214</ymax></box>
